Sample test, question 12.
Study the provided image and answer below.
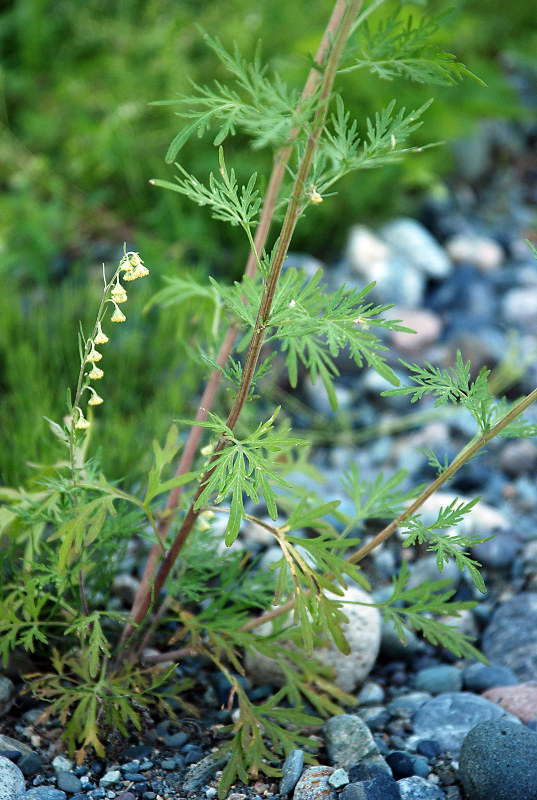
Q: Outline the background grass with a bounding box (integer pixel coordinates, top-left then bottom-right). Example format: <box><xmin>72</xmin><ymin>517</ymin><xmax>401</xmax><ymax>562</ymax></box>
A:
<box><xmin>0</xmin><ymin>0</ymin><xmax>535</xmax><ymax>486</ymax></box>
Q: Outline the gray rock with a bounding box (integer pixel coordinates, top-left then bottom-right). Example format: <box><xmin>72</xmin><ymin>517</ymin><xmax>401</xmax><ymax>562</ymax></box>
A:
<box><xmin>17</xmin><ymin>754</ymin><xmax>43</xmax><ymax>778</ymax></box>
<box><xmin>498</xmin><ymin>439</ymin><xmax>537</xmax><ymax>477</ymax></box>
<box><xmin>293</xmin><ymin>766</ymin><xmax>336</xmax><ymax>800</ymax></box>
<box><xmin>24</xmin><ymin>791</ymin><xmax>66</xmax><ymax>800</ymax></box>
<box><xmin>0</xmin><ymin>677</ymin><xmax>14</xmax><ymax>717</ymax></box>
<box><xmin>324</xmin><ymin>714</ymin><xmax>389</xmax><ymax>772</ymax></box>
<box><xmin>405</xmin><ymin>556</ymin><xmax>461</xmax><ymax>592</ymax></box>
<box><xmin>386</xmin><ymin>693</ymin><xmax>431</xmax><ymax>719</ymax></box>
<box><xmin>55</xmin><ymin>773</ymin><xmax>82</xmax><ymax>795</ymax></box>
<box><xmin>0</xmin><ymin>756</ymin><xmax>25</xmax><ymax>800</ymax></box>
<box><xmin>51</xmin><ymin>758</ymin><xmax>73</xmax><ymax>774</ymax></box>
<box><xmin>482</xmin><ymin>593</ymin><xmax>537</xmax><ymax>680</ymax></box>
<box><xmin>502</xmin><ymin>287</ymin><xmax>537</xmax><ymax>326</ymax></box>
<box><xmin>358</xmin><ymin>682</ymin><xmax>385</xmax><ymax>706</ymax></box>
<box><xmin>471</xmin><ymin>530</ymin><xmax>521</xmax><ymax>570</ymax></box>
<box><xmin>328</xmin><ymin>769</ymin><xmax>349</xmax><ymax>788</ymax></box>
<box><xmin>0</xmin><ymin>737</ymin><xmax>32</xmax><ymax>759</ymax></box>
<box><xmin>380</xmin><ymin>218</ymin><xmax>452</xmax><ymax>279</ymax></box>
<box><xmin>397</xmin><ymin>776</ymin><xmax>445</xmax><ymax>800</ymax></box>
<box><xmin>280</xmin><ymin>749</ymin><xmax>304</xmax><ymax>796</ymax></box>
<box><xmin>99</xmin><ymin>771</ymin><xmax>121</xmax><ymax>788</ymax></box>
<box><xmin>182</xmin><ymin>753</ymin><xmax>229</xmax><ymax>793</ymax></box>
<box><xmin>409</xmin><ymin>692</ymin><xmax>520</xmax><ymax>756</ymax></box>
<box><xmin>414</xmin><ymin>666</ymin><xmax>463</xmax><ymax>695</ymax></box>
<box><xmin>459</xmin><ymin>719</ymin><xmax>537</xmax><ymax>800</ymax></box>
<box><xmin>462</xmin><ymin>662</ymin><xmax>519</xmax><ymax>693</ymax></box>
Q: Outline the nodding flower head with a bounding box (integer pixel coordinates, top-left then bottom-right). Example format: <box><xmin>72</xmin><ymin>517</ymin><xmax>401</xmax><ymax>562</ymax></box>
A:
<box><xmin>74</xmin><ymin>408</ymin><xmax>90</xmax><ymax>430</ymax></box>
<box><xmin>87</xmin><ymin>342</ymin><xmax>103</xmax><ymax>362</ymax></box>
<box><xmin>88</xmin><ymin>388</ymin><xmax>104</xmax><ymax>406</ymax></box>
<box><xmin>94</xmin><ymin>320</ymin><xmax>109</xmax><ymax>345</ymax></box>
<box><xmin>119</xmin><ymin>251</ymin><xmax>149</xmax><ymax>281</ymax></box>
<box><xmin>111</xmin><ymin>303</ymin><xmax>126</xmax><ymax>323</ymax></box>
<box><xmin>111</xmin><ymin>275</ymin><xmax>128</xmax><ymax>304</ymax></box>
<box><xmin>88</xmin><ymin>364</ymin><xmax>104</xmax><ymax>380</ymax></box>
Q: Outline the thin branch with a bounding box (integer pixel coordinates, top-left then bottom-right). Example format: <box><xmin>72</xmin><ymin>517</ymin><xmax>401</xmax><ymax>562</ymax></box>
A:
<box><xmin>123</xmin><ymin>0</ymin><xmax>364</xmax><ymax>648</ymax></box>
<box><xmin>123</xmin><ymin>0</ymin><xmax>350</xmax><ymax>646</ymax></box>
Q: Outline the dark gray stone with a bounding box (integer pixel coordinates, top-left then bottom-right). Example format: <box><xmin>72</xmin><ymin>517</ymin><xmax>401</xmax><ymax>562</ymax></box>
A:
<box><xmin>471</xmin><ymin>531</ymin><xmax>521</xmax><ymax>570</ymax></box>
<box><xmin>410</xmin><ymin>692</ymin><xmax>520</xmax><ymax>756</ymax></box>
<box><xmin>414</xmin><ymin>666</ymin><xmax>462</xmax><ymax>695</ymax></box>
<box><xmin>279</xmin><ymin>749</ymin><xmax>304</xmax><ymax>796</ymax></box>
<box><xmin>0</xmin><ymin>676</ymin><xmax>14</xmax><ymax>717</ymax></box>
<box><xmin>459</xmin><ymin>719</ymin><xmax>537</xmax><ymax>800</ymax></box>
<box><xmin>462</xmin><ymin>662</ymin><xmax>519</xmax><ymax>692</ymax></box>
<box><xmin>55</xmin><ymin>773</ymin><xmax>82</xmax><ymax>795</ymax></box>
<box><xmin>482</xmin><ymin>593</ymin><xmax>537</xmax><ymax>679</ymax></box>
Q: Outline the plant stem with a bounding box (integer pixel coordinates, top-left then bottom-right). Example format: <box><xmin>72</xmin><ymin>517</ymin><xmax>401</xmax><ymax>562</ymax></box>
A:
<box><xmin>124</xmin><ymin>1</ymin><xmax>350</xmax><ymax>644</ymax></box>
<box><xmin>123</xmin><ymin>0</ymin><xmax>363</xmax><ymax>648</ymax></box>
<box><xmin>144</xmin><ymin>383</ymin><xmax>537</xmax><ymax>662</ymax></box>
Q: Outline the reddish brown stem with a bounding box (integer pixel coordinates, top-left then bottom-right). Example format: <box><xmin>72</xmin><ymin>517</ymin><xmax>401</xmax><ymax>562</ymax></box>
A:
<box><xmin>121</xmin><ymin>0</ymin><xmax>362</xmax><ymax>650</ymax></box>
<box><xmin>121</xmin><ymin>0</ymin><xmax>351</xmax><ymax>649</ymax></box>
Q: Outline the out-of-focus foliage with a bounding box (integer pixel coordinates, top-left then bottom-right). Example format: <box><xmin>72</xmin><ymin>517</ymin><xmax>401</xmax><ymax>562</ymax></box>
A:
<box><xmin>0</xmin><ymin>0</ymin><xmax>532</xmax><ymax>283</ymax></box>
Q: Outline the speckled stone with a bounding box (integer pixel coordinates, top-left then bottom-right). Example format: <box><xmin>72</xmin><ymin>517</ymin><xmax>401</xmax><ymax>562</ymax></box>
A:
<box><xmin>397</xmin><ymin>776</ymin><xmax>445</xmax><ymax>800</ymax></box>
<box><xmin>459</xmin><ymin>719</ymin><xmax>537</xmax><ymax>800</ymax></box>
<box><xmin>293</xmin><ymin>766</ymin><xmax>336</xmax><ymax>800</ymax></box>
<box><xmin>0</xmin><ymin>755</ymin><xmax>25</xmax><ymax>800</ymax></box>
<box><xmin>482</xmin><ymin>593</ymin><xmax>537</xmax><ymax>680</ymax></box>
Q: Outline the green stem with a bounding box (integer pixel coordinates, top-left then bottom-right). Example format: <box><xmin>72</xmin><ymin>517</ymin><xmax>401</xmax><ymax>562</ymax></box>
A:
<box><xmin>124</xmin><ymin>0</ymin><xmax>364</xmax><ymax>646</ymax></box>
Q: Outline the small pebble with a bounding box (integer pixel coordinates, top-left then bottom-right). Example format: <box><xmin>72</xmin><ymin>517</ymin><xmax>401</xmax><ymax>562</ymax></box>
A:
<box><xmin>397</xmin><ymin>775</ymin><xmax>445</xmax><ymax>800</ymax></box>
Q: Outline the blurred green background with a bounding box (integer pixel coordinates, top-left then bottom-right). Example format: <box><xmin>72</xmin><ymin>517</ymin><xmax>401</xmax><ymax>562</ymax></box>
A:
<box><xmin>0</xmin><ymin>0</ymin><xmax>535</xmax><ymax>486</ymax></box>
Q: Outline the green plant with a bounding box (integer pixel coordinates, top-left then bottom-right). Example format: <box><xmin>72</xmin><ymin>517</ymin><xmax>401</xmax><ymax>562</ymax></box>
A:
<box><xmin>3</xmin><ymin>4</ymin><xmax>537</xmax><ymax>797</ymax></box>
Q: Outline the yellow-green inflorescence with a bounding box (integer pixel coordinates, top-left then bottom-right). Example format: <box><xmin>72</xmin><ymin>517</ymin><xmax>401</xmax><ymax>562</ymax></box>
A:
<box><xmin>74</xmin><ymin>251</ymin><xmax>149</xmax><ymax>431</ymax></box>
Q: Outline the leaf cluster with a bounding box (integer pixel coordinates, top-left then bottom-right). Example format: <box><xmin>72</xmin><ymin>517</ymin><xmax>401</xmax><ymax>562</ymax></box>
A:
<box><xmin>215</xmin><ymin>267</ymin><xmax>411</xmax><ymax>410</ymax></box>
<box><xmin>347</xmin><ymin>7</ymin><xmax>485</xmax><ymax>87</ymax></box>
<box><xmin>380</xmin><ymin>562</ymin><xmax>485</xmax><ymax>662</ymax></box>
<box><xmin>155</xmin><ymin>30</ymin><xmax>316</xmax><ymax>161</ymax></box>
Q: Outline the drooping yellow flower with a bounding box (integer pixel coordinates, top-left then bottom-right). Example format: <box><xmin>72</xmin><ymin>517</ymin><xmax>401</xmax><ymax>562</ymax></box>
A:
<box><xmin>94</xmin><ymin>320</ymin><xmax>109</xmax><ymax>344</ymax></box>
<box><xmin>87</xmin><ymin>342</ymin><xmax>103</xmax><ymax>362</ymax></box>
<box><xmin>88</xmin><ymin>364</ymin><xmax>104</xmax><ymax>379</ymax></box>
<box><xmin>75</xmin><ymin>409</ymin><xmax>90</xmax><ymax>430</ymax></box>
<box><xmin>88</xmin><ymin>390</ymin><xmax>104</xmax><ymax>406</ymax></box>
<box><xmin>111</xmin><ymin>303</ymin><xmax>126</xmax><ymax>323</ymax></box>
<box><xmin>111</xmin><ymin>276</ymin><xmax>128</xmax><ymax>304</ymax></box>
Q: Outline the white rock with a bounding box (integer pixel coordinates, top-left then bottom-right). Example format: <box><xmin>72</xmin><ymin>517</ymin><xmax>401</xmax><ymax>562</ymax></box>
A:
<box><xmin>380</xmin><ymin>217</ymin><xmax>452</xmax><ymax>279</ymax></box>
<box><xmin>0</xmin><ymin>755</ymin><xmax>25</xmax><ymax>800</ymax></box>
<box><xmin>445</xmin><ymin>234</ymin><xmax>504</xmax><ymax>271</ymax></box>
<box><xmin>502</xmin><ymin>287</ymin><xmax>537</xmax><ymax>325</ymax></box>
<box><xmin>398</xmin><ymin>492</ymin><xmax>509</xmax><ymax>539</ymax></box>
<box><xmin>244</xmin><ymin>585</ymin><xmax>380</xmax><ymax>693</ymax></box>
<box><xmin>389</xmin><ymin>307</ymin><xmax>443</xmax><ymax>353</ymax></box>
<box><xmin>346</xmin><ymin>225</ymin><xmax>390</xmax><ymax>277</ymax></box>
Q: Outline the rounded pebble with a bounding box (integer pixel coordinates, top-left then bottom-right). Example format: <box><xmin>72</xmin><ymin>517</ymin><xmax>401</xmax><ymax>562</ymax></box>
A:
<box><xmin>482</xmin><ymin>593</ymin><xmax>537</xmax><ymax>679</ymax></box>
<box><xmin>459</xmin><ymin>719</ymin><xmax>537</xmax><ymax>800</ymax></box>
<box><xmin>414</xmin><ymin>666</ymin><xmax>463</xmax><ymax>695</ymax></box>
<box><xmin>397</xmin><ymin>775</ymin><xmax>445</xmax><ymax>800</ymax></box>
<box><xmin>280</xmin><ymin>749</ymin><xmax>304</xmax><ymax>796</ymax></box>
<box><xmin>293</xmin><ymin>766</ymin><xmax>336</xmax><ymax>800</ymax></box>
<box><xmin>0</xmin><ymin>755</ymin><xmax>25</xmax><ymax>800</ymax></box>
<box><xmin>55</xmin><ymin>773</ymin><xmax>82</xmax><ymax>795</ymax></box>
<box><xmin>462</xmin><ymin>662</ymin><xmax>519</xmax><ymax>692</ymax></box>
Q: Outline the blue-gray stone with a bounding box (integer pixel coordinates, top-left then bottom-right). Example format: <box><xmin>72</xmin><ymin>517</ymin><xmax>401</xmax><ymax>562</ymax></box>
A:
<box><xmin>280</xmin><ymin>749</ymin><xmax>304</xmax><ymax>796</ymax></box>
<box><xmin>55</xmin><ymin>773</ymin><xmax>82</xmax><ymax>795</ymax></box>
<box><xmin>410</xmin><ymin>692</ymin><xmax>520</xmax><ymax>756</ymax></box>
<box><xmin>387</xmin><ymin>752</ymin><xmax>431</xmax><ymax>781</ymax></box>
<box><xmin>414</xmin><ymin>665</ymin><xmax>462</xmax><ymax>695</ymax></box>
<box><xmin>386</xmin><ymin>693</ymin><xmax>431</xmax><ymax>719</ymax></box>
<box><xmin>397</xmin><ymin>776</ymin><xmax>444</xmax><ymax>800</ymax></box>
<box><xmin>415</xmin><ymin>740</ymin><xmax>441</xmax><ymax>761</ymax></box>
<box><xmin>99</xmin><ymin>771</ymin><xmax>121</xmax><ymax>788</ymax></box>
<box><xmin>17</xmin><ymin>754</ymin><xmax>43</xmax><ymax>778</ymax></box>
<box><xmin>328</xmin><ymin>769</ymin><xmax>349</xmax><ymax>788</ymax></box>
<box><xmin>340</xmin><ymin>772</ymin><xmax>400</xmax><ymax>800</ymax></box>
<box><xmin>462</xmin><ymin>662</ymin><xmax>519</xmax><ymax>692</ymax></box>
<box><xmin>324</xmin><ymin>715</ymin><xmax>388</xmax><ymax>772</ymax></box>
<box><xmin>0</xmin><ymin>756</ymin><xmax>25</xmax><ymax>800</ymax></box>
<box><xmin>459</xmin><ymin>719</ymin><xmax>537</xmax><ymax>800</ymax></box>
<box><xmin>380</xmin><ymin>218</ymin><xmax>452</xmax><ymax>279</ymax></box>
<box><xmin>482</xmin><ymin>593</ymin><xmax>537</xmax><ymax>680</ymax></box>
<box><xmin>24</xmin><ymin>790</ymin><xmax>66</xmax><ymax>800</ymax></box>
